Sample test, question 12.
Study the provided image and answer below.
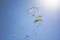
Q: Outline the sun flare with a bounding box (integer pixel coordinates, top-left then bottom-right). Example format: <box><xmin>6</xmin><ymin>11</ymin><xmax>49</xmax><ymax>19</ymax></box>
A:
<box><xmin>36</xmin><ymin>0</ymin><xmax>59</xmax><ymax>10</ymax></box>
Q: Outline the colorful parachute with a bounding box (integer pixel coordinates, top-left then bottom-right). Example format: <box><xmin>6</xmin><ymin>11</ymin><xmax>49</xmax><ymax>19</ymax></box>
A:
<box><xmin>28</xmin><ymin>7</ymin><xmax>38</xmax><ymax>13</ymax></box>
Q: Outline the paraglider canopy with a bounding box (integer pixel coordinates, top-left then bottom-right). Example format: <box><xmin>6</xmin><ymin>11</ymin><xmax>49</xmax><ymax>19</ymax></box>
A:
<box><xmin>28</xmin><ymin>7</ymin><xmax>38</xmax><ymax>13</ymax></box>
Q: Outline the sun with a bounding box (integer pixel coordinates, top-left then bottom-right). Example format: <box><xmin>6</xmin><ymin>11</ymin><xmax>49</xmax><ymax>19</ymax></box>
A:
<box><xmin>36</xmin><ymin>0</ymin><xmax>59</xmax><ymax>10</ymax></box>
<box><xmin>43</xmin><ymin>0</ymin><xmax>58</xmax><ymax>7</ymax></box>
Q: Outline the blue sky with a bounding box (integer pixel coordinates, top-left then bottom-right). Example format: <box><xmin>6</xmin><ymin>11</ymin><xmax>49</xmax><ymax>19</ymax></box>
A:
<box><xmin>0</xmin><ymin>0</ymin><xmax>60</xmax><ymax>40</ymax></box>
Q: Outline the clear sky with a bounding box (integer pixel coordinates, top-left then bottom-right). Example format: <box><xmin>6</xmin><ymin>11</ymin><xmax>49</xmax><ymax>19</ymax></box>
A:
<box><xmin>0</xmin><ymin>0</ymin><xmax>60</xmax><ymax>40</ymax></box>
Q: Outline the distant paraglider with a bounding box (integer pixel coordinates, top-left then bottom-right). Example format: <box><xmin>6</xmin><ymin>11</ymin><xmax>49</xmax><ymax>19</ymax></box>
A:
<box><xmin>25</xmin><ymin>34</ymin><xmax>30</xmax><ymax>39</ymax></box>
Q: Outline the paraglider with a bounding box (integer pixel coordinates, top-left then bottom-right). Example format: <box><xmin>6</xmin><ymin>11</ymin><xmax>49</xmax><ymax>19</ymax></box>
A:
<box><xmin>28</xmin><ymin>7</ymin><xmax>39</xmax><ymax>17</ymax></box>
<box><xmin>28</xmin><ymin>7</ymin><xmax>43</xmax><ymax>26</ymax></box>
<box><xmin>25</xmin><ymin>35</ymin><xmax>30</xmax><ymax>39</ymax></box>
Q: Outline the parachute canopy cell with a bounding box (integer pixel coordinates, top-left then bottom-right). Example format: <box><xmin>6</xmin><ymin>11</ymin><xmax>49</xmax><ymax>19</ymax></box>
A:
<box><xmin>28</xmin><ymin>7</ymin><xmax>38</xmax><ymax>13</ymax></box>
